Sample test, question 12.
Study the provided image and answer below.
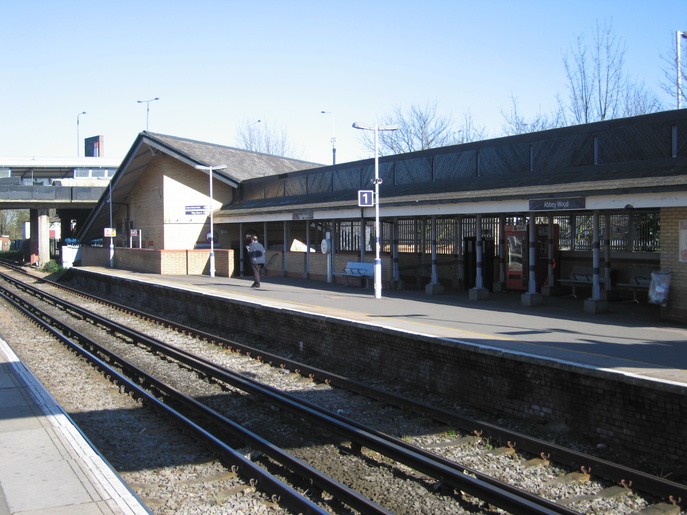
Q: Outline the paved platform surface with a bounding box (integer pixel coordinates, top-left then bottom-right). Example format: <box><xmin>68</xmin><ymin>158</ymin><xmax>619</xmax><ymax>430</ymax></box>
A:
<box><xmin>0</xmin><ymin>339</ymin><xmax>149</xmax><ymax>515</ymax></box>
<box><xmin>80</xmin><ymin>267</ymin><xmax>687</xmax><ymax>388</ymax></box>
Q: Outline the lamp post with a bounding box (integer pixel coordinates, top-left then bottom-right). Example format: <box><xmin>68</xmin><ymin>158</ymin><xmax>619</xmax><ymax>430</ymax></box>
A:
<box><xmin>76</xmin><ymin>111</ymin><xmax>86</xmax><ymax>157</ymax></box>
<box><xmin>678</xmin><ymin>31</ymin><xmax>687</xmax><ymax>109</ymax></box>
<box><xmin>321</xmin><ymin>111</ymin><xmax>336</xmax><ymax>164</ymax></box>
<box><xmin>352</xmin><ymin>122</ymin><xmax>399</xmax><ymax>299</ymax></box>
<box><xmin>108</xmin><ymin>181</ymin><xmax>114</xmax><ymax>268</ymax></box>
<box><xmin>195</xmin><ymin>164</ymin><xmax>227</xmax><ymax>277</ymax></box>
<box><xmin>137</xmin><ymin>97</ymin><xmax>159</xmax><ymax>131</ymax></box>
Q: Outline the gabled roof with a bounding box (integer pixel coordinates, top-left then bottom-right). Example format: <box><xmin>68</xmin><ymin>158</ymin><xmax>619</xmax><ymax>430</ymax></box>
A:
<box><xmin>76</xmin><ymin>132</ymin><xmax>323</xmax><ymax>242</ymax></box>
<box><xmin>146</xmin><ymin>132</ymin><xmax>322</xmax><ymax>184</ymax></box>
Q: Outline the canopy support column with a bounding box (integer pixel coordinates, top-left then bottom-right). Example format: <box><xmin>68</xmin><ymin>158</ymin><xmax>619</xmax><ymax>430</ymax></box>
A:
<box><xmin>584</xmin><ymin>210</ymin><xmax>609</xmax><ymax>313</ymax></box>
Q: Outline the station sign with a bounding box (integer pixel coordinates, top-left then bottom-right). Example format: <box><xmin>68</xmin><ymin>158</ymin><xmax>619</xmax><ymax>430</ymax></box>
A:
<box><xmin>529</xmin><ymin>197</ymin><xmax>585</xmax><ymax>211</ymax></box>
<box><xmin>358</xmin><ymin>190</ymin><xmax>374</xmax><ymax>207</ymax></box>
<box><xmin>185</xmin><ymin>205</ymin><xmax>207</xmax><ymax>216</ymax></box>
<box><xmin>104</xmin><ymin>228</ymin><xmax>116</xmax><ymax>237</ymax></box>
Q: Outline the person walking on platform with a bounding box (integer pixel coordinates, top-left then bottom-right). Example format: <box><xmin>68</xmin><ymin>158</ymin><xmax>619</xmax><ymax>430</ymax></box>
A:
<box><xmin>246</xmin><ymin>235</ymin><xmax>266</xmax><ymax>288</ymax></box>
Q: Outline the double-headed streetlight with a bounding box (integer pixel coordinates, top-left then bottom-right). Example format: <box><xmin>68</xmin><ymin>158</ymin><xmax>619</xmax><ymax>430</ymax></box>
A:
<box><xmin>76</xmin><ymin>111</ymin><xmax>86</xmax><ymax>156</ymax></box>
<box><xmin>137</xmin><ymin>97</ymin><xmax>159</xmax><ymax>131</ymax></box>
<box><xmin>352</xmin><ymin>122</ymin><xmax>399</xmax><ymax>299</ymax></box>
<box><xmin>195</xmin><ymin>164</ymin><xmax>227</xmax><ymax>277</ymax></box>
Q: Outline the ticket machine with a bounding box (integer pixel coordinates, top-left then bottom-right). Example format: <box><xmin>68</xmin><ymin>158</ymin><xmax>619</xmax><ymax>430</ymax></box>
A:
<box><xmin>505</xmin><ymin>224</ymin><xmax>558</xmax><ymax>291</ymax></box>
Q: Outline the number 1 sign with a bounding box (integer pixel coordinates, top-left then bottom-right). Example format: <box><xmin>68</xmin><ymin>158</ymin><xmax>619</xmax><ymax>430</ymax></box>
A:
<box><xmin>358</xmin><ymin>190</ymin><xmax>374</xmax><ymax>207</ymax></box>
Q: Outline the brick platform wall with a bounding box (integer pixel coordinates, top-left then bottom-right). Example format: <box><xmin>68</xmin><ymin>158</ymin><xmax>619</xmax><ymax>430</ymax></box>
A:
<box><xmin>64</xmin><ymin>268</ymin><xmax>687</xmax><ymax>470</ymax></box>
<box><xmin>660</xmin><ymin>207</ymin><xmax>687</xmax><ymax>323</ymax></box>
<box><xmin>78</xmin><ymin>248</ymin><xmax>234</xmax><ymax>276</ymax></box>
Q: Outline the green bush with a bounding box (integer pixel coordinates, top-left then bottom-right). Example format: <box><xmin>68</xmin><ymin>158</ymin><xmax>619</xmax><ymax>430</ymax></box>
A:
<box><xmin>41</xmin><ymin>260</ymin><xmax>64</xmax><ymax>274</ymax></box>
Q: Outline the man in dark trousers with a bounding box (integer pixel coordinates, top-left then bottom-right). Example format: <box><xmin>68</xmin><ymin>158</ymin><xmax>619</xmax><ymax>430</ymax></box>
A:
<box><xmin>246</xmin><ymin>235</ymin><xmax>266</xmax><ymax>288</ymax></box>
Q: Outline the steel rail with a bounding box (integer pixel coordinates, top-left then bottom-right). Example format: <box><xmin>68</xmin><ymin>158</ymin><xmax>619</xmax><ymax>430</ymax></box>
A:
<box><xmin>34</xmin><ymin>270</ymin><xmax>687</xmax><ymax>504</ymax></box>
<box><xmin>1</xmin><ymin>274</ymin><xmax>576</xmax><ymax>515</ymax></box>
<box><xmin>0</xmin><ymin>286</ymin><xmax>331</xmax><ymax>515</ymax></box>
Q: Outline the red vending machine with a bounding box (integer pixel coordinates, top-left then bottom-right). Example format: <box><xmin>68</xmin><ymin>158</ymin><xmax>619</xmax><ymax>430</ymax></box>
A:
<box><xmin>505</xmin><ymin>224</ymin><xmax>559</xmax><ymax>291</ymax></box>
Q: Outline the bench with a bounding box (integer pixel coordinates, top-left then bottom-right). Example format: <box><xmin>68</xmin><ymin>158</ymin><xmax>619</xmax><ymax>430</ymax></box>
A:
<box><xmin>616</xmin><ymin>268</ymin><xmax>653</xmax><ymax>303</ymax></box>
<box><xmin>333</xmin><ymin>261</ymin><xmax>374</xmax><ymax>288</ymax></box>
<box><xmin>559</xmin><ymin>266</ymin><xmax>605</xmax><ymax>297</ymax></box>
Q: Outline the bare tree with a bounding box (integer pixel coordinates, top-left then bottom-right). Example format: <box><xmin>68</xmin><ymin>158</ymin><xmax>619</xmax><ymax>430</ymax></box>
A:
<box><xmin>562</xmin><ymin>20</ymin><xmax>662</xmax><ymax>124</ymax></box>
<box><xmin>457</xmin><ymin>111</ymin><xmax>488</xmax><ymax>143</ymax></box>
<box><xmin>502</xmin><ymin>21</ymin><xmax>662</xmax><ymax>136</ymax></box>
<box><xmin>357</xmin><ymin>101</ymin><xmax>463</xmax><ymax>156</ymax></box>
<box><xmin>235</xmin><ymin>119</ymin><xmax>304</xmax><ymax>159</ymax></box>
<box><xmin>500</xmin><ymin>95</ymin><xmax>565</xmax><ymax>136</ymax></box>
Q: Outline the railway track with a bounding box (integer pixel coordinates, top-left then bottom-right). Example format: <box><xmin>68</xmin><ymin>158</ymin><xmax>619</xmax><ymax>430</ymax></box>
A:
<box><xmin>0</xmin><ymin>263</ymin><xmax>684</xmax><ymax>514</ymax></box>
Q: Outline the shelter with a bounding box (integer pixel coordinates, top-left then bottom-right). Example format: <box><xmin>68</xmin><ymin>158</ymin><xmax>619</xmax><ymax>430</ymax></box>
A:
<box><xmin>77</xmin><ymin>111</ymin><xmax>687</xmax><ymax>323</ymax></box>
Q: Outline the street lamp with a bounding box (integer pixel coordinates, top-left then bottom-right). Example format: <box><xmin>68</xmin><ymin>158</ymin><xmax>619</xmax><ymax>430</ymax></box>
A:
<box><xmin>678</xmin><ymin>31</ymin><xmax>687</xmax><ymax>109</ymax></box>
<box><xmin>195</xmin><ymin>164</ymin><xmax>226</xmax><ymax>278</ymax></box>
<box><xmin>137</xmin><ymin>97</ymin><xmax>159</xmax><ymax>131</ymax></box>
<box><xmin>321</xmin><ymin>110</ymin><xmax>336</xmax><ymax>164</ymax></box>
<box><xmin>352</xmin><ymin>122</ymin><xmax>399</xmax><ymax>299</ymax></box>
<box><xmin>76</xmin><ymin>111</ymin><xmax>86</xmax><ymax>157</ymax></box>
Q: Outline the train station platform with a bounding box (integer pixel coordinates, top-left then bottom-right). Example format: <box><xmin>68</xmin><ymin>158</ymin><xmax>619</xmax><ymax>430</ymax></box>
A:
<box><xmin>79</xmin><ymin>267</ymin><xmax>687</xmax><ymax>389</ymax></box>
<box><xmin>2</xmin><ymin>266</ymin><xmax>685</xmax><ymax>513</ymax></box>
<box><xmin>0</xmin><ymin>339</ymin><xmax>149</xmax><ymax>515</ymax></box>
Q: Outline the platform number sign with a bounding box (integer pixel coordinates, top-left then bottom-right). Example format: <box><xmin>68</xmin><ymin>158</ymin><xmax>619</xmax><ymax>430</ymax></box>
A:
<box><xmin>358</xmin><ymin>190</ymin><xmax>375</xmax><ymax>207</ymax></box>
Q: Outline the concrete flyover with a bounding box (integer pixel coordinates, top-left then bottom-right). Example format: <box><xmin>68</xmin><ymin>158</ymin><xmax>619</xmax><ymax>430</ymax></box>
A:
<box><xmin>0</xmin><ymin>157</ymin><xmax>119</xmax><ymax>265</ymax></box>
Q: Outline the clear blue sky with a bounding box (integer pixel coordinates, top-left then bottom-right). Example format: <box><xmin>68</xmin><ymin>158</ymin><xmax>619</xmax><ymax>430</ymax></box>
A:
<box><xmin>1</xmin><ymin>0</ymin><xmax>685</xmax><ymax>165</ymax></box>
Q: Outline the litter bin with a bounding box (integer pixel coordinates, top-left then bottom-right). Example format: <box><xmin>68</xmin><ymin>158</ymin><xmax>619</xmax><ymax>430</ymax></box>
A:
<box><xmin>649</xmin><ymin>270</ymin><xmax>671</xmax><ymax>306</ymax></box>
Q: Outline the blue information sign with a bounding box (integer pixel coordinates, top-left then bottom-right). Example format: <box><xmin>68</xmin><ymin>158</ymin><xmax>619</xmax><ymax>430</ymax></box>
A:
<box><xmin>358</xmin><ymin>190</ymin><xmax>374</xmax><ymax>207</ymax></box>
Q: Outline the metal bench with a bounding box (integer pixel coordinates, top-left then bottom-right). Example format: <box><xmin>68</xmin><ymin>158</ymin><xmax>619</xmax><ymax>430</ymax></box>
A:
<box><xmin>559</xmin><ymin>266</ymin><xmax>605</xmax><ymax>298</ymax></box>
<box><xmin>333</xmin><ymin>261</ymin><xmax>374</xmax><ymax>288</ymax></box>
<box><xmin>616</xmin><ymin>268</ymin><xmax>653</xmax><ymax>303</ymax></box>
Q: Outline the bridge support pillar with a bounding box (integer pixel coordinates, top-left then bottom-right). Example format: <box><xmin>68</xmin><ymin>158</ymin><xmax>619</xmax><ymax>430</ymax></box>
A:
<box><xmin>29</xmin><ymin>209</ymin><xmax>51</xmax><ymax>267</ymax></box>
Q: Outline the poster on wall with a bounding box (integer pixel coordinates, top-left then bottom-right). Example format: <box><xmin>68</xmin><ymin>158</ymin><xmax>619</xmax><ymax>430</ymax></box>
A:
<box><xmin>680</xmin><ymin>220</ymin><xmax>687</xmax><ymax>263</ymax></box>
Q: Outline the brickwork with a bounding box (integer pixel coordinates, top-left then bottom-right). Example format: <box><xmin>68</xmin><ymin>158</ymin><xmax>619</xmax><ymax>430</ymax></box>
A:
<box><xmin>79</xmin><ymin>246</ymin><xmax>110</xmax><ymax>267</ymax></box>
<box><xmin>119</xmin><ymin>248</ymin><xmax>162</xmax><ymax>273</ymax></box>
<box><xmin>66</xmin><ymin>269</ymin><xmax>687</xmax><ymax>469</ymax></box>
<box><xmin>126</xmin><ymin>159</ymin><xmax>164</xmax><ymax>249</ymax></box>
<box><xmin>160</xmin><ymin>249</ymin><xmax>188</xmax><ymax>274</ymax></box>
<box><xmin>660</xmin><ymin>207</ymin><xmax>687</xmax><ymax>322</ymax></box>
<box><xmin>161</xmin><ymin>158</ymin><xmax>231</xmax><ymax>249</ymax></box>
<box><xmin>114</xmin><ymin>156</ymin><xmax>235</xmax><ymax>251</ymax></box>
<box><xmin>264</xmin><ymin>251</ymin><xmax>283</xmax><ymax>273</ymax></box>
<box><xmin>214</xmin><ymin>250</ymin><xmax>234</xmax><ymax>277</ymax></box>
<box><xmin>79</xmin><ymin>247</ymin><xmax>234</xmax><ymax>276</ymax></box>
<box><xmin>283</xmin><ymin>252</ymin><xmax>307</xmax><ymax>274</ymax></box>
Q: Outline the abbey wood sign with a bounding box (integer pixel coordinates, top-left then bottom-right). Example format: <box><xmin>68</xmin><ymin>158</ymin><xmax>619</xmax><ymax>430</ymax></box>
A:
<box><xmin>529</xmin><ymin>197</ymin><xmax>585</xmax><ymax>211</ymax></box>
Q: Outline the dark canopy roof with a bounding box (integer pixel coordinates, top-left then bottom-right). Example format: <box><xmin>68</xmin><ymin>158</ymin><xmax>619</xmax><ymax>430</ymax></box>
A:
<box><xmin>219</xmin><ymin>109</ymin><xmax>687</xmax><ymax>218</ymax></box>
